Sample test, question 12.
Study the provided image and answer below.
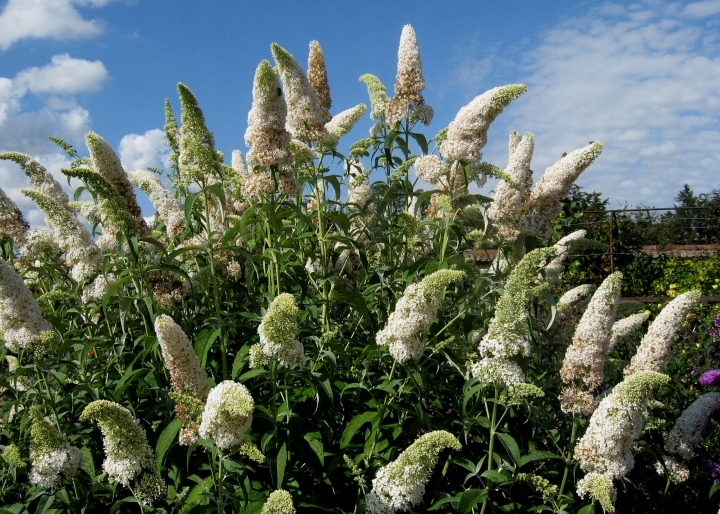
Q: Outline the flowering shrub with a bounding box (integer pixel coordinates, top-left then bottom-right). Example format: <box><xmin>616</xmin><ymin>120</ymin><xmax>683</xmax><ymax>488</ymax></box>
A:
<box><xmin>0</xmin><ymin>25</ymin><xmax>718</xmax><ymax>514</ymax></box>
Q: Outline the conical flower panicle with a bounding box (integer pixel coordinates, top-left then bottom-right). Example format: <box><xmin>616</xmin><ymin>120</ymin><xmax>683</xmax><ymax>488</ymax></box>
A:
<box><xmin>376</xmin><ymin>269</ymin><xmax>464</xmax><ymax>363</ymax></box>
<box><xmin>154</xmin><ymin>315</ymin><xmax>209</xmax><ymax>399</ymax></box>
<box><xmin>624</xmin><ymin>290</ymin><xmax>701</xmax><ymax>377</ymax></box>
<box><xmin>177</xmin><ymin>83</ymin><xmax>223</xmax><ymax>186</ymax></box>
<box><xmin>164</xmin><ymin>98</ymin><xmax>181</xmax><ymax>172</ymax></box>
<box><xmin>666</xmin><ymin>392</ymin><xmax>720</xmax><ymax>460</ymax></box>
<box><xmin>271</xmin><ymin>43</ymin><xmax>327</xmax><ymax>143</ymax></box>
<box><xmin>80</xmin><ymin>400</ymin><xmax>165</xmax><ymax>503</ymax></box>
<box><xmin>198</xmin><ymin>380</ymin><xmax>254</xmax><ymax>449</ymax></box>
<box><xmin>262</xmin><ymin>489</ymin><xmax>296</xmax><ymax>514</ymax></box>
<box><xmin>544</xmin><ymin>229</ymin><xmax>587</xmax><ymax>282</ymax></box>
<box><xmin>386</xmin><ymin>25</ymin><xmax>432</xmax><ymax>127</ymax></box>
<box><xmin>0</xmin><ymin>257</ymin><xmax>58</xmax><ymax>353</ymax></box>
<box><xmin>414</xmin><ymin>154</ymin><xmax>447</xmax><ymax>184</ymax></box>
<box><xmin>574</xmin><ymin>371</ymin><xmax>669</xmax><ymax>510</ymax></box>
<box><xmin>0</xmin><ymin>186</ymin><xmax>29</xmax><ymax>243</ymax></box>
<box><xmin>440</xmin><ymin>85</ymin><xmax>527</xmax><ymax>164</ymax></box>
<box><xmin>22</xmin><ymin>189</ymin><xmax>101</xmax><ymax>283</ymax></box>
<box><xmin>0</xmin><ymin>152</ymin><xmax>71</xmax><ymax>209</ymax></box>
<box><xmin>245</xmin><ymin>60</ymin><xmax>293</xmax><ymax>168</ymax></box>
<box><xmin>129</xmin><ymin>171</ymin><xmax>186</xmax><ymax>237</ymax></box>
<box><xmin>85</xmin><ymin>132</ymin><xmax>148</xmax><ymax>236</ymax></box>
<box><xmin>359</xmin><ymin>74</ymin><xmax>390</xmax><ymax>122</ymax></box>
<box><xmin>365</xmin><ymin>431</ymin><xmax>461</xmax><ymax>514</ymax></box>
<box><xmin>323</xmin><ymin>104</ymin><xmax>367</xmax><ymax>148</ymax></box>
<box><xmin>255</xmin><ymin>293</ymin><xmax>305</xmax><ymax>368</ymax></box>
<box><xmin>560</xmin><ymin>273</ymin><xmax>622</xmax><ymax>414</ymax></box>
<box><xmin>28</xmin><ymin>407</ymin><xmax>84</xmax><ymax>490</ymax></box>
<box><xmin>607</xmin><ymin>311</ymin><xmax>650</xmax><ymax>353</ymax></box>
<box><xmin>307</xmin><ymin>40</ymin><xmax>332</xmax><ymax>123</ymax></box>
<box><xmin>486</xmin><ymin>132</ymin><xmax>534</xmax><ymax>239</ymax></box>
<box><xmin>518</xmin><ymin>142</ymin><xmax>603</xmax><ymax>238</ymax></box>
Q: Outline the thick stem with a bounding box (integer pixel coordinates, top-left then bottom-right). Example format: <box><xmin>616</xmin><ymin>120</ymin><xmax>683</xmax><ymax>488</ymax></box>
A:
<box><xmin>558</xmin><ymin>416</ymin><xmax>579</xmax><ymax>498</ymax></box>
<box><xmin>480</xmin><ymin>387</ymin><xmax>500</xmax><ymax>514</ymax></box>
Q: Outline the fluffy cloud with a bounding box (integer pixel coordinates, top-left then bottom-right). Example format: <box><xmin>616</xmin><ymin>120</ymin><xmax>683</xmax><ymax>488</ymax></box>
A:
<box><xmin>451</xmin><ymin>0</ymin><xmax>720</xmax><ymax>207</ymax></box>
<box><xmin>119</xmin><ymin>129</ymin><xmax>171</xmax><ymax>172</ymax></box>
<box><xmin>0</xmin><ymin>55</ymin><xmax>109</xmax><ymax>227</ymax></box>
<box><xmin>0</xmin><ymin>0</ymin><xmax>113</xmax><ymax>50</ymax></box>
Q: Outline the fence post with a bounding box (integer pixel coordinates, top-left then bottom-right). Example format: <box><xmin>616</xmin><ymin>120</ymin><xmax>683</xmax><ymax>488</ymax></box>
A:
<box><xmin>608</xmin><ymin>210</ymin><xmax>616</xmax><ymax>272</ymax></box>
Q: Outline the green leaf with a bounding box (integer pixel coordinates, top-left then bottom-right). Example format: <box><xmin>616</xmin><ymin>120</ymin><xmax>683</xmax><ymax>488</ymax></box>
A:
<box><xmin>304</xmin><ymin>433</ymin><xmax>324</xmax><ymax>467</ymax></box>
<box><xmin>340</xmin><ymin>411</ymin><xmax>377</xmax><ymax>449</ymax></box>
<box><xmin>577</xmin><ymin>505</ymin><xmax>596</xmax><ymax>514</ymax></box>
<box><xmin>496</xmin><ymin>432</ymin><xmax>521</xmax><ymax>466</ymax></box>
<box><xmin>232</xmin><ymin>345</ymin><xmax>250</xmax><ymax>379</ymax></box>
<box><xmin>155</xmin><ymin>419</ymin><xmax>180</xmax><ymax>468</ymax></box>
<box><xmin>194</xmin><ymin>328</ymin><xmax>220</xmax><ymax>368</ymax></box>
<box><xmin>458</xmin><ymin>489</ymin><xmax>487</xmax><ymax>513</ymax></box>
<box><xmin>184</xmin><ymin>192</ymin><xmax>199</xmax><ymax>227</ymax></box>
<box><xmin>481</xmin><ymin>470</ymin><xmax>508</xmax><ymax>483</ymax></box>
<box><xmin>409</xmin><ymin>132</ymin><xmax>429</xmax><ymax>155</ymax></box>
<box><xmin>519</xmin><ymin>450</ymin><xmax>558</xmax><ymax>468</ymax></box>
<box><xmin>114</xmin><ymin>368</ymin><xmax>150</xmax><ymax>401</ymax></box>
<box><xmin>274</xmin><ymin>442</ymin><xmax>287</xmax><ymax>488</ymax></box>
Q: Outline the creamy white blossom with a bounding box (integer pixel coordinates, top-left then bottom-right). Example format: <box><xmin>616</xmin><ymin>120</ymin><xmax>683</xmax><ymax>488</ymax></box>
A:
<box><xmin>665</xmin><ymin>392</ymin><xmax>720</xmax><ymax>460</ymax></box>
<box><xmin>272</xmin><ymin>43</ymin><xmax>327</xmax><ymax>142</ymax></box>
<box><xmin>262</xmin><ymin>489</ymin><xmax>296</xmax><ymax>514</ymax></box>
<box><xmin>257</xmin><ymin>293</ymin><xmax>305</xmax><ymax>368</ymax></box>
<box><xmin>624</xmin><ymin>290</ymin><xmax>700</xmax><ymax>377</ymax></box>
<box><xmin>487</xmin><ymin>132</ymin><xmax>534</xmax><ymax>239</ymax></box>
<box><xmin>198</xmin><ymin>380</ymin><xmax>254</xmax><ymax>449</ymax></box>
<box><xmin>29</xmin><ymin>407</ymin><xmax>83</xmax><ymax>490</ymax></box>
<box><xmin>155</xmin><ymin>315</ymin><xmax>210</xmax><ymax>400</ymax></box>
<box><xmin>386</xmin><ymin>25</ymin><xmax>432</xmax><ymax>127</ymax></box>
<box><xmin>80</xmin><ymin>400</ymin><xmax>165</xmax><ymax>503</ymax></box>
<box><xmin>324</xmin><ymin>104</ymin><xmax>366</xmax><ymax>147</ymax></box>
<box><xmin>440</xmin><ymin>85</ymin><xmax>527</xmax><ymax>163</ymax></box>
<box><xmin>0</xmin><ymin>186</ymin><xmax>28</xmax><ymax>243</ymax></box>
<box><xmin>376</xmin><ymin>270</ymin><xmax>464</xmax><ymax>363</ymax></box>
<box><xmin>129</xmin><ymin>170</ymin><xmax>186</xmax><ymax>237</ymax></box>
<box><xmin>307</xmin><ymin>40</ymin><xmax>332</xmax><ymax>123</ymax></box>
<box><xmin>414</xmin><ymin>155</ymin><xmax>447</xmax><ymax>184</ymax></box>
<box><xmin>655</xmin><ymin>455</ymin><xmax>690</xmax><ymax>484</ymax></box>
<box><xmin>245</xmin><ymin>60</ymin><xmax>292</xmax><ymax>168</ymax></box>
<box><xmin>0</xmin><ymin>257</ymin><xmax>56</xmax><ymax>353</ymax></box>
<box><xmin>607</xmin><ymin>311</ymin><xmax>650</xmax><ymax>353</ymax></box>
<box><xmin>519</xmin><ymin>142</ymin><xmax>603</xmax><ymax>238</ymax></box>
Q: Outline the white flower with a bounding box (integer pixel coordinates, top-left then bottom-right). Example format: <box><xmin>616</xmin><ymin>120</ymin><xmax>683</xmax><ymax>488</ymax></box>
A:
<box><xmin>245</xmin><ymin>60</ymin><xmax>293</xmax><ymax>168</ymax></box>
<box><xmin>666</xmin><ymin>392</ymin><xmax>720</xmax><ymax>460</ymax></box>
<box><xmin>129</xmin><ymin>170</ymin><xmax>186</xmax><ymax>237</ymax></box>
<box><xmin>324</xmin><ymin>104</ymin><xmax>366</xmax><ymax>147</ymax></box>
<box><xmin>257</xmin><ymin>293</ymin><xmax>305</xmax><ymax>368</ymax></box>
<box><xmin>414</xmin><ymin>155</ymin><xmax>447</xmax><ymax>184</ymax></box>
<box><xmin>365</xmin><ymin>431</ymin><xmax>461</xmax><ymax>514</ymax></box>
<box><xmin>655</xmin><ymin>455</ymin><xmax>690</xmax><ymax>483</ymax></box>
<box><xmin>471</xmin><ymin>357</ymin><xmax>525</xmax><ymax>386</ymax></box>
<box><xmin>0</xmin><ymin>257</ymin><xmax>55</xmax><ymax>352</ymax></box>
<box><xmin>607</xmin><ymin>311</ymin><xmax>650</xmax><ymax>353</ymax></box>
<box><xmin>0</xmin><ymin>186</ymin><xmax>28</xmax><ymax>243</ymax></box>
<box><xmin>624</xmin><ymin>290</ymin><xmax>700</xmax><ymax>377</ymax></box>
<box><xmin>199</xmin><ymin>381</ymin><xmax>254</xmax><ymax>449</ymax></box>
<box><xmin>386</xmin><ymin>25</ymin><xmax>431</xmax><ymax>126</ymax></box>
<box><xmin>376</xmin><ymin>270</ymin><xmax>464</xmax><ymax>363</ymax></box>
<box><xmin>154</xmin><ymin>315</ymin><xmax>210</xmax><ymax>400</ymax></box>
<box><xmin>440</xmin><ymin>85</ymin><xmax>527</xmax><ymax>163</ymax></box>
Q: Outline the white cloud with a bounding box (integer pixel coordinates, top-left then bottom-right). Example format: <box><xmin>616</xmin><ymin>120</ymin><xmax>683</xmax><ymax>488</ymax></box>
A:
<box><xmin>473</xmin><ymin>0</ymin><xmax>720</xmax><ymax>207</ymax></box>
<box><xmin>119</xmin><ymin>129</ymin><xmax>171</xmax><ymax>172</ymax></box>
<box><xmin>14</xmin><ymin>54</ymin><xmax>109</xmax><ymax>95</ymax></box>
<box><xmin>0</xmin><ymin>0</ymin><xmax>105</xmax><ymax>50</ymax></box>
<box><xmin>0</xmin><ymin>54</ymin><xmax>109</xmax><ymax>227</ymax></box>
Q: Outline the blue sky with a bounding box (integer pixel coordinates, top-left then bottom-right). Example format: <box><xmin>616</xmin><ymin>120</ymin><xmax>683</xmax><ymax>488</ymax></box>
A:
<box><xmin>1</xmin><ymin>0</ymin><xmax>719</xmax><ymax>226</ymax></box>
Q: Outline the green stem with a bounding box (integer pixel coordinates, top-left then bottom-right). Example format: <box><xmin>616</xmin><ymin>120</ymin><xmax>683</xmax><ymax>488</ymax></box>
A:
<box><xmin>480</xmin><ymin>387</ymin><xmax>500</xmax><ymax>514</ymax></box>
<box><xmin>558</xmin><ymin>416</ymin><xmax>579</xmax><ymax>498</ymax></box>
<box><xmin>364</xmin><ymin>360</ymin><xmax>397</xmax><ymax>466</ymax></box>
<box><xmin>216</xmin><ymin>447</ymin><xmax>225</xmax><ymax>513</ymax></box>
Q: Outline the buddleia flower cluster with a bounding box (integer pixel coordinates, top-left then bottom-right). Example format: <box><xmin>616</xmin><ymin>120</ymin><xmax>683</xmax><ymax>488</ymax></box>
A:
<box><xmin>574</xmin><ymin>371</ymin><xmax>669</xmax><ymax>511</ymax></box>
<box><xmin>365</xmin><ymin>431</ymin><xmax>461</xmax><ymax>513</ymax></box>
<box><xmin>155</xmin><ymin>315</ymin><xmax>210</xmax><ymax>445</ymax></box>
<box><xmin>545</xmin><ymin>229</ymin><xmax>587</xmax><ymax>283</ymax></box>
<box><xmin>560</xmin><ymin>272</ymin><xmax>622</xmax><ymax>415</ymax></box>
<box><xmin>129</xmin><ymin>170</ymin><xmax>186</xmax><ymax>237</ymax></box>
<box><xmin>0</xmin><ymin>186</ymin><xmax>29</xmax><ymax>243</ymax></box>
<box><xmin>323</xmin><ymin>104</ymin><xmax>367</xmax><ymax>148</ymax></box>
<box><xmin>272</xmin><ymin>43</ymin><xmax>327</xmax><ymax>143</ymax></box>
<box><xmin>198</xmin><ymin>380</ymin><xmax>254</xmax><ymax>450</ymax></box>
<box><xmin>472</xmin><ymin>248</ymin><xmax>556</xmax><ymax>386</ymax></box>
<box><xmin>376</xmin><ymin>269</ymin><xmax>464</xmax><ymax>363</ymax></box>
<box><xmin>80</xmin><ymin>400</ymin><xmax>166</xmax><ymax>504</ymax></box>
<box><xmin>359</xmin><ymin>74</ymin><xmax>390</xmax><ymax>136</ymax></box>
<box><xmin>385</xmin><ymin>24</ymin><xmax>433</xmax><ymax>127</ymax></box>
<box><xmin>28</xmin><ymin>407</ymin><xmax>84</xmax><ymax>490</ymax></box>
<box><xmin>252</xmin><ymin>293</ymin><xmax>305</xmax><ymax>368</ymax></box>
<box><xmin>245</xmin><ymin>60</ymin><xmax>293</xmax><ymax>168</ymax></box>
<box><xmin>487</xmin><ymin>131</ymin><xmax>604</xmax><ymax>239</ymax></box>
<box><xmin>624</xmin><ymin>290</ymin><xmax>700</xmax><ymax>377</ymax></box>
<box><xmin>262</xmin><ymin>489</ymin><xmax>296</xmax><ymax>514</ymax></box>
<box><xmin>665</xmin><ymin>392</ymin><xmax>720</xmax><ymax>461</ymax></box>
<box><xmin>0</xmin><ymin>152</ymin><xmax>101</xmax><ymax>283</ymax></box>
<box><xmin>0</xmin><ymin>257</ymin><xmax>59</xmax><ymax>354</ymax></box>
<box><xmin>307</xmin><ymin>40</ymin><xmax>332</xmax><ymax>123</ymax></box>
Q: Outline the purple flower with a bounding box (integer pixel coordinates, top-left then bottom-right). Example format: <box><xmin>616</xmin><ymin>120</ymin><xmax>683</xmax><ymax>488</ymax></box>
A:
<box><xmin>700</xmin><ymin>456</ymin><xmax>720</xmax><ymax>477</ymax></box>
<box><xmin>699</xmin><ymin>369</ymin><xmax>720</xmax><ymax>387</ymax></box>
